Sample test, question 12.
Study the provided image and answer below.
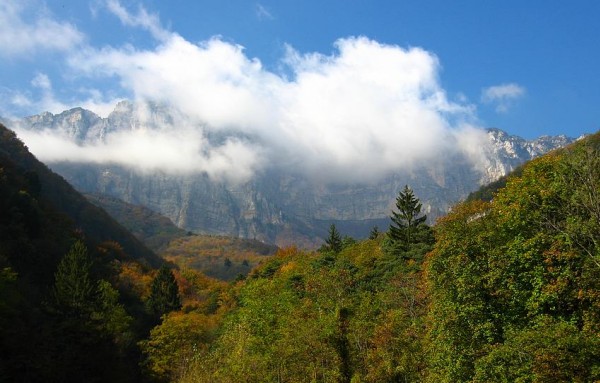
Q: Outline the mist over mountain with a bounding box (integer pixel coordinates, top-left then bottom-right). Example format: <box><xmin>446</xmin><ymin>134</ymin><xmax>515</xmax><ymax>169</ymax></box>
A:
<box><xmin>8</xmin><ymin>102</ymin><xmax>575</xmax><ymax>246</ymax></box>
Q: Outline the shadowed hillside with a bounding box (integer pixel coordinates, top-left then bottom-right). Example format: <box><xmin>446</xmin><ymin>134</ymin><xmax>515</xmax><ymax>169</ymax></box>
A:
<box><xmin>0</xmin><ymin>123</ymin><xmax>164</xmax><ymax>381</ymax></box>
<box><xmin>85</xmin><ymin>193</ymin><xmax>187</xmax><ymax>252</ymax></box>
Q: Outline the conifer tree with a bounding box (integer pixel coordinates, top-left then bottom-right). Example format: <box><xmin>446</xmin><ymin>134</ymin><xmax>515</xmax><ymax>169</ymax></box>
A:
<box><xmin>147</xmin><ymin>265</ymin><xmax>181</xmax><ymax>318</ymax></box>
<box><xmin>369</xmin><ymin>225</ymin><xmax>380</xmax><ymax>240</ymax></box>
<box><xmin>389</xmin><ymin>185</ymin><xmax>427</xmax><ymax>250</ymax></box>
<box><xmin>53</xmin><ymin>240</ymin><xmax>94</xmax><ymax>313</ymax></box>
<box><xmin>326</xmin><ymin>224</ymin><xmax>343</xmax><ymax>254</ymax></box>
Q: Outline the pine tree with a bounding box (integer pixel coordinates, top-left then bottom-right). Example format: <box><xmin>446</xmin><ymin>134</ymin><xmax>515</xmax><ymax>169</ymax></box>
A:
<box><xmin>389</xmin><ymin>185</ymin><xmax>427</xmax><ymax>250</ymax></box>
<box><xmin>53</xmin><ymin>240</ymin><xmax>94</xmax><ymax>313</ymax></box>
<box><xmin>147</xmin><ymin>265</ymin><xmax>181</xmax><ymax>318</ymax></box>
<box><xmin>369</xmin><ymin>225</ymin><xmax>380</xmax><ymax>240</ymax></box>
<box><xmin>326</xmin><ymin>224</ymin><xmax>343</xmax><ymax>254</ymax></box>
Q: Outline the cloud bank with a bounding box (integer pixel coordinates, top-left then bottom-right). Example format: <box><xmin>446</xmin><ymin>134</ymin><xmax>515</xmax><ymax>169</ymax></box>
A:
<box><xmin>8</xmin><ymin>0</ymin><xmax>491</xmax><ymax>184</ymax></box>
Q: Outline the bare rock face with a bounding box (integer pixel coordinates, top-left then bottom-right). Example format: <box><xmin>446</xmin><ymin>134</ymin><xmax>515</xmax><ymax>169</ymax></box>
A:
<box><xmin>8</xmin><ymin>103</ymin><xmax>575</xmax><ymax>246</ymax></box>
<box><xmin>481</xmin><ymin>128</ymin><xmax>574</xmax><ymax>184</ymax></box>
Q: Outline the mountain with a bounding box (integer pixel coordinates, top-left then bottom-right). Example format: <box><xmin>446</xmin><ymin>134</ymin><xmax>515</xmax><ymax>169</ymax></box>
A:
<box><xmin>6</xmin><ymin>102</ymin><xmax>577</xmax><ymax>247</ymax></box>
<box><xmin>481</xmin><ymin>128</ymin><xmax>575</xmax><ymax>183</ymax></box>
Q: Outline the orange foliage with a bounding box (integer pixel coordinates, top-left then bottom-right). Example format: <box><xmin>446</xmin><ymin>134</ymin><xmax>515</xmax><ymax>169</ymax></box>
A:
<box><xmin>116</xmin><ymin>261</ymin><xmax>153</xmax><ymax>299</ymax></box>
<box><xmin>275</xmin><ymin>246</ymin><xmax>301</xmax><ymax>259</ymax></box>
<box><xmin>171</xmin><ymin>268</ymin><xmax>228</xmax><ymax>311</ymax></box>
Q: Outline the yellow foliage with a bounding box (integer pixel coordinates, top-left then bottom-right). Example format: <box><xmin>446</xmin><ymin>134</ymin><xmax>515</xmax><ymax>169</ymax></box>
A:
<box><xmin>279</xmin><ymin>261</ymin><xmax>297</xmax><ymax>274</ymax></box>
<box><xmin>160</xmin><ymin>235</ymin><xmax>276</xmax><ymax>280</ymax></box>
<box><xmin>140</xmin><ymin>311</ymin><xmax>220</xmax><ymax>381</ymax></box>
<box><xmin>116</xmin><ymin>261</ymin><xmax>153</xmax><ymax>299</ymax></box>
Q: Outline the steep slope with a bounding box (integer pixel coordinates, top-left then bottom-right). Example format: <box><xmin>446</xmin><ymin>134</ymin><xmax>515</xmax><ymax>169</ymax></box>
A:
<box><xmin>427</xmin><ymin>130</ymin><xmax>600</xmax><ymax>381</ymax></box>
<box><xmin>0</xmin><ymin>124</ymin><xmax>162</xmax><ymax>277</ymax></box>
<box><xmin>7</xmin><ymin>102</ymin><xmax>577</xmax><ymax>246</ymax></box>
<box><xmin>0</xmin><ymin>123</ymin><xmax>167</xmax><ymax>381</ymax></box>
<box><xmin>85</xmin><ymin>193</ymin><xmax>187</xmax><ymax>252</ymax></box>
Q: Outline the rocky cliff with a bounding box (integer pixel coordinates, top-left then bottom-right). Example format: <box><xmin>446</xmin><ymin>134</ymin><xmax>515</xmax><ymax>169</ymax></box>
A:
<box><xmin>7</xmin><ymin>102</ymin><xmax>576</xmax><ymax>246</ymax></box>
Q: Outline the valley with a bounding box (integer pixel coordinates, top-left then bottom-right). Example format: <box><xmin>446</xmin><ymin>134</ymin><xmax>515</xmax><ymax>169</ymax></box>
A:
<box><xmin>1</xmin><ymin>2</ymin><xmax>598</xmax><ymax>381</ymax></box>
<box><xmin>1</xmin><ymin>120</ymin><xmax>599</xmax><ymax>382</ymax></box>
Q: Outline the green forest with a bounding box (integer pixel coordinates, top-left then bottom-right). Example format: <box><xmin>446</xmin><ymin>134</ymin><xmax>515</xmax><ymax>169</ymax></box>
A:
<box><xmin>1</xmin><ymin>122</ymin><xmax>600</xmax><ymax>382</ymax></box>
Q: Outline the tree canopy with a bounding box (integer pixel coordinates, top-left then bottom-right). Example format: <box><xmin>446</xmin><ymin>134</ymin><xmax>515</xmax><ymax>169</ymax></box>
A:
<box><xmin>426</xmin><ymin>137</ymin><xmax>600</xmax><ymax>382</ymax></box>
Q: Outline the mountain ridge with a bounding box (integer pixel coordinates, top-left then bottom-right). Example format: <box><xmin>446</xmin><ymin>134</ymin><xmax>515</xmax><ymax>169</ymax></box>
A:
<box><xmin>6</xmin><ymin>102</ymin><xmax>577</xmax><ymax>246</ymax></box>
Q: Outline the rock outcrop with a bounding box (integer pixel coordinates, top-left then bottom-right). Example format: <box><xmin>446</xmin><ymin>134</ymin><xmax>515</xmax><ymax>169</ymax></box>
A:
<box><xmin>8</xmin><ymin>102</ymin><xmax>576</xmax><ymax>246</ymax></box>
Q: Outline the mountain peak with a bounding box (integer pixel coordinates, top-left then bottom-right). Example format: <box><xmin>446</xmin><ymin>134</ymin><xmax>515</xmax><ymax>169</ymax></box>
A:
<box><xmin>113</xmin><ymin>100</ymin><xmax>134</xmax><ymax>113</ymax></box>
<box><xmin>5</xmin><ymin>105</ymin><xmax>577</xmax><ymax>245</ymax></box>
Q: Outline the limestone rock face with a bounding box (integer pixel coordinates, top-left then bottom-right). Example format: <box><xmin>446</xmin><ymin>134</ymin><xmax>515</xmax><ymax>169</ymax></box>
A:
<box><xmin>481</xmin><ymin>128</ymin><xmax>574</xmax><ymax>184</ymax></box>
<box><xmin>9</xmin><ymin>103</ymin><xmax>576</xmax><ymax>246</ymax></box>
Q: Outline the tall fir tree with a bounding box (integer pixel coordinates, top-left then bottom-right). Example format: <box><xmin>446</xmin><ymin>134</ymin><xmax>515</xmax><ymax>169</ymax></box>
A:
<box><xmin>389</xmin><ymin>185</ymin><xmax>427</xmax><ymax>250</ymax></box>
<box><xmin>147</xmin><ymin>265</ymin><xmax>181</xmax><ymax>318</ymax></box>
<box><xmin>325</xmin><ymin>224</ymin><xmax>343</xmax><ymax>254</ymax></box>
<box><xmin>52</xmin><ymin>240</ymin><xmax>94</xmax><ymax>313</ymax></box>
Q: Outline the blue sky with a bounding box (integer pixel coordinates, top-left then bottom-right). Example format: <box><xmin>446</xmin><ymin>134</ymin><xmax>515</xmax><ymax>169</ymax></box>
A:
<box><xmin>1</xmin><ymin>0</ymin><xmax>598</xmax><ymax>142</ymax></box>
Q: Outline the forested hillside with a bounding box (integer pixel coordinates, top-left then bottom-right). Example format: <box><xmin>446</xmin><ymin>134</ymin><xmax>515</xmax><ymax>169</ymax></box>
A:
<box><xmin>0</xmin><ymin>124</ymin><xmax>227</xmax><ymax>382</ymax></box>
<box><xmin>0</xmin><ymin>123</ymin><xmax>169</xmax><ymax>381</ymax></box>
<box><xmin>0</xmin><ymin>125</ymin><xmax>161</xmax><ymax>269</ymax></box>
<box><xmin>160</xmin><ymin>132</ymin><xmax>599</xmax><ymax>382</ymax></box>
<box><xmin>427</xmin><ymin>132</ymin><xmax>600</xmax><ymax>382</ymax></box>
<box><xmin>2</xmin><ymin>120</ymin><xmax>599</xmax><ymax>382</ymax></box>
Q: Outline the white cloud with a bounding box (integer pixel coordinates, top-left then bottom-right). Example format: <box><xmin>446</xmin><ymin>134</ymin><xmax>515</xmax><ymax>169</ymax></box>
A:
<box><xmin>10</xmin><ymin>92</ymin><xmax>33</xmax><ymax>108</ymax></box>
<box><xmin>31</xmin><ymin>73</ymin><xmax>51</xmax><ymax>90</ymax></box>
<box><xmin>11</xmin><ymin>1</ymin><xmax>491</xmax><ymax>184</ymax></box>
<box><xmin>50</xmin><ymin>34</ymin><xmax>485</xmax><ymax>182</ymax></box>
<box><xmin>13</xmin><ymin>104</ymin><xmax>264</xmax><ymax>183</ymax></box>
<box><xmin>481</xmin><ymin>83</ymin><xmax>526</xmax><ymax>113</ymax></box>
<box><xmin>27</xmin><ymin>73</ymin><xmax>70</xmax><ymax>114</ymax></box>
<box><xmin>0</xmin><ymin>0</ymin><xmax>84</xmax><ymax>57</ymax></box>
